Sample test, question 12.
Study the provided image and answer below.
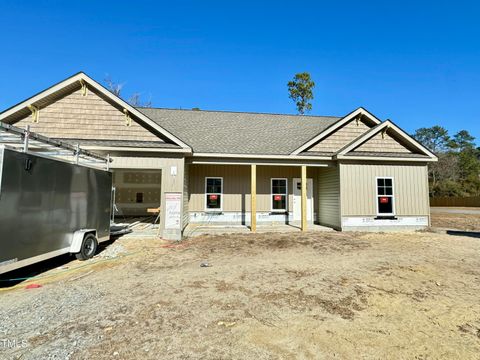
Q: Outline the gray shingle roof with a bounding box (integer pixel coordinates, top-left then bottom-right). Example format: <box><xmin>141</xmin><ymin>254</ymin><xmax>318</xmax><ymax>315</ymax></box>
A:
<box><xmin>137</xmin><ymin>108</ymin><xmax>341</xmax><ymax>155</ymax></box>
<box><xmin>299</xmin><ymin>151</ymin><xmax>336</xmax><ymax>157</ymax></box>
<box><xmin>346</xmin><ymin>151</ymin><xmax>430</xmax><ymax>158</ymax></box>
<box><xmin>56</xmin><ymin>138</ymin><xmax>180</xmax><ymax>149</ymax></box>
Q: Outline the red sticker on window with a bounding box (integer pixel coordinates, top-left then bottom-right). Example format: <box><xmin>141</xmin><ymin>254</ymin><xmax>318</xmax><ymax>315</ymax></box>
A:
<box><xmin>209</xmin><ymin>194</ymin><xmax>218</xmax><ymax>200</ymax></box>
<box><xmin>380</xmin><ymin>197</ymin><xmax>389</xmax><ymax>204</ymax></box>
<box><xmin>274</xmin><ymin>195</ymin><xmax>282</xmax><ymax>201</ymax></box>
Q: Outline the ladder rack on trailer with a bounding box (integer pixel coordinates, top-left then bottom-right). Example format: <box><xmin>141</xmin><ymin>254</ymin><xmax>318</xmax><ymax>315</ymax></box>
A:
<box><xmin>0</xmin><ymin>121</ymin><xmax>111</xmax><ymax>170</ymax></box>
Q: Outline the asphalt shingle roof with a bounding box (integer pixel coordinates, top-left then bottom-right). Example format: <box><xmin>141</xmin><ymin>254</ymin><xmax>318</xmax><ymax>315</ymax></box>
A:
<box><xmin>346</xmin><ymin>151</ymin><xmax>430</xmax><ymax>159</ymax></box>
<box><xmin>138</xmin><ymin>108</ymin><xmax>341</xmax><ymax>155</ymax></box>
<box><xmin>56</xmin><ymin>138</ymin><xmax>179</xmax><ymax>148</ymax></box>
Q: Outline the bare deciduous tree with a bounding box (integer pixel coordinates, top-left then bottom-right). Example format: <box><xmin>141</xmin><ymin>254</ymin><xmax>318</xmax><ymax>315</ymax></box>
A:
<box><xmin>128</xmin><ymin>93</ymin><xmax>152</xmax><ymax>108</ymax></box>
<box><xmin>104</xmin><ymin>75</ymin><xmax>124</xmax><ymax>97</ymax></box>
<box><xmin>104</xmin><ymin>75</ymin><xmax>152</xmax><ymax>107</ymax></box>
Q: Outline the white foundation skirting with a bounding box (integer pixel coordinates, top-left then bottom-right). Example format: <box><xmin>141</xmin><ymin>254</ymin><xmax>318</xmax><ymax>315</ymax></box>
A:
<box><xmin>341</xmin><ymin>216</ymin><xmax>429</xmax><ymax>227</ymax></box>
<box><xmin>189</xmin><ymin>211</ymin><xmax>316</xmax><ymax>225</ymax></box>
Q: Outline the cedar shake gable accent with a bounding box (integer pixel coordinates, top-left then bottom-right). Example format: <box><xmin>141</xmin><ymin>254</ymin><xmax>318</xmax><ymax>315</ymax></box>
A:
<box><xmin>335</xmin><ymin>120</ymin><xmax>438</xmax><ymax>160</ymax></box>
<box><xmin>305</xmin><ymin>117</ymin><xmax>374</xmax><ymax>153</ymax></box>
<box><xmin>290</xmin><ymin>107</ymin><xmax>382</xmax><ymax>155</ymax></box>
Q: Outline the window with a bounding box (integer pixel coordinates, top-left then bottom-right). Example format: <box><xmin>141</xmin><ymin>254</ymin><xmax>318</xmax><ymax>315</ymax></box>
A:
<box><xmin>205</xmin><ymin>177</ymin><xmax>223</xmax><ymax>211</ymax></box>
<box><xmin>271</xmin><ymin>178</ymin><xmax>288</xmax><ymax>212</ymax></box>
<box><xmin>376</xmin><ymin>177</ymin><xmax>395</xmax><ymax>215</ymax></box>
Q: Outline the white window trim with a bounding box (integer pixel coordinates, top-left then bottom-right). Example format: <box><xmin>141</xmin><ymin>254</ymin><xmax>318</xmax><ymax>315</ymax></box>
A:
<box><xmin>205</xmin><ymin>177</ymin><xmax>223</xmax><ymax>212</ymax></box>
<box><xmin>271</xmin><ymin>178</ymin><xmax>288</xmax><ymax>212</ymax></box>
<box><xmin>375</xmin><ymin>176</ymin><xmax>395</xmax><ymax>216</ymax></box>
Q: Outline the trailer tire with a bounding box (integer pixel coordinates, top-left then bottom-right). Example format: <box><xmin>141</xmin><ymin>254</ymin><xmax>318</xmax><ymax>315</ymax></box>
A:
<box><xmin>75</xmin><ymin>234</ymin><xmax>98</xmax><ymax>260</ymax></box>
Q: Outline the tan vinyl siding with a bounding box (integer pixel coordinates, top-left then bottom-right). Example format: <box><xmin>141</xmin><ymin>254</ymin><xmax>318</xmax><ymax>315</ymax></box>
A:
<box><xmin>355</xmin><ymin>130</ymin><xmax>412</xmax><ymax>153</ymax></box>
<box><xmin>13</xmin><ymin>88</ymin><xmax>161</xmax><ymax>142</ymax></box>
<box><xmin>188</xmin><ymin>164</ymin><xmax>315</xmax><ymax>212</ymax></box>
<box><xmin>189</xmin><ymin>164</ymin><xmax>250</xmax><ymax>212</ymax></box>
<box><xmin>340</xmin><ymin>163</ymin><xmax>430</xmax><ymax>216</ymax></box>
<box><xmin>308</xmin><ymin>119</ymin><xmax>372</xmax><ymax>152</ymax></box>
<box><xmin>318</xmin><ymin>167</ymin><xmax>340</xmax><ymax>228</ymax></box>
<box><xmin>183</xmin><ymin>163</ymin><xmax>190</xmax><ymax>229</ymax></box>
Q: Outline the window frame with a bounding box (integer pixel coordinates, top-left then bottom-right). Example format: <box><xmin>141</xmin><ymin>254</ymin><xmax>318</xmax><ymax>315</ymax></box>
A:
<box><xmin>205</xmin><ymin>177</ymin><xmax>223</xmax><ymax>212</ymax></box>
<box><xmin>270</xmin><ymin>178</ymin><xmax>288</xmax><ymax>212</ymax></box>
<box><xmin>375</xmin><ymin>176</ymin><xmax>395</xmax><ymax>216</ymax></box>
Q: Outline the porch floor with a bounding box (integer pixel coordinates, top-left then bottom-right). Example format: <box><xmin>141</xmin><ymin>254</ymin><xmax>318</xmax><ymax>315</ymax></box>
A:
<box><xmin>183</xmin><ymin>223</ymin><xmax>334</xmax><ymax>238</ymax></box>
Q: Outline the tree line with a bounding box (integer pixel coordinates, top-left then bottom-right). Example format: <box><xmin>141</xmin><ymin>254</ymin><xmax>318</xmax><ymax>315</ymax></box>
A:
<box><xmin>413</xmin><ymin>127</ymin><xmax>480</xmax><ymax>197</ymax></box>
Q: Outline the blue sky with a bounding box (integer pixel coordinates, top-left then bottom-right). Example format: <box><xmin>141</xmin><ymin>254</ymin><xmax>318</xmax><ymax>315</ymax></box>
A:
<box><xmin>0</xmin><ymin>1</ymin><xmax>479</xmax><ymax>143</ymax></box>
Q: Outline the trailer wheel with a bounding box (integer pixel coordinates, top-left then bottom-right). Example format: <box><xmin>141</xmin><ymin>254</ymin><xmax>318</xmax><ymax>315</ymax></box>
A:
<box><xmin>75</xmin><ymin>234</ymin><xmax>98</xmax><ymax>260</ymax></box>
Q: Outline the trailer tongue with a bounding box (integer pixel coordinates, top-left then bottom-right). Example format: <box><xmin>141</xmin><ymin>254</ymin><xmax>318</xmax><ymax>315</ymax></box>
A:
<box><xmin>0</xmin><ymin>122</ymin><xmax>114</xmax><ymax>275</ymax></box>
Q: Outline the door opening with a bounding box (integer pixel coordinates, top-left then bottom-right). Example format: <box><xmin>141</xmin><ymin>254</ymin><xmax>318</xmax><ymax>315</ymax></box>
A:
<box><xmin>292</xmin><ymin>178</ymin><xmax>313</xmax><ymax>222</ymax></box>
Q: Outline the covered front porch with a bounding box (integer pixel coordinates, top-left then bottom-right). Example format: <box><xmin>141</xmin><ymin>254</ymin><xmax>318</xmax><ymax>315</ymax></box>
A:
<box><xmin>185</xmin><ymin>158</ymin><xmax>339</xmax><ymax>234</ymax></box>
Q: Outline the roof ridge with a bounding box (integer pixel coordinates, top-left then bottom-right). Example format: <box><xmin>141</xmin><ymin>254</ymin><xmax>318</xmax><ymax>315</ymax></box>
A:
<box><xmin>137</xmin><ymin>106</ymin><xmax>340</xmax><ymax>119</ymax></box>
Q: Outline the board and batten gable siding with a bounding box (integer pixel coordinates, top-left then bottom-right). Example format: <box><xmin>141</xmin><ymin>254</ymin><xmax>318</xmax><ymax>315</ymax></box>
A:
<box><xmin>188</xmin><ymin>164</ymin><xmax>318</xmax><ymax>213</ymax></box>
<box><xmin>317</xmin><ymin>167</ymin><xmax>341</xmax><ymax>229</ymax></box>
<box><xmin>307</xmin><ymin>119</ymin><xmax>372</xmax><ymax>153</ymax></box>
<box><xmin>339</xmin><ymin>162</ymin><xmax>430</xmax><ymax>217</ymax></box>
<box><xmin>13</xmin><ymin>88</ymin><xmax>162</xmax><ymax>142</ymax></box>
<box><xmin>354</xmin><ymin>130</ymin><xmax>412</xmax><ymax>153</ymax></box>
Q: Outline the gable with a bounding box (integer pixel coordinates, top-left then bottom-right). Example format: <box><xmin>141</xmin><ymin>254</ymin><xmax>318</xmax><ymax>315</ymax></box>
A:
<box><xmin>336</xmin><ymin>120</ymin><xmax>437</xmax><ymax>161</ymax></box>
<box><xmin>353</xmin><ymin>129</ymin><xmax>412</xmax><ymax>153</ymax></box>
<box><xmin>12</xmin><ymin>87</ymin><xmax>164</xmax><ymax>143</ymax></box>
<box><xmin>291</xmin><ymin>107</ymin><xmax>382</xmax><ymax>155</ymax></box>
<box><xmin>0</xmin><ymin>72</ymin><xmax>191</xmax><ymax>150</ymax></box>
<box><xmin>306</xmin><ymin>118</ymin><xmax>374</xmax><ymax>153</ymax></box>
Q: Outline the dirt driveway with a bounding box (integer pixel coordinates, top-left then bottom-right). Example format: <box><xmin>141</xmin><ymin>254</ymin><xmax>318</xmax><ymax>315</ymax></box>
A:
<box><xmin>1</xmin><ymin>230</ymin><xmax>480</xmax><ymax>359</ymax></box>
<box><xmin>431</xmin><ymin>207</ymin><xmax>480</xmax><ymax>231</ymax></box>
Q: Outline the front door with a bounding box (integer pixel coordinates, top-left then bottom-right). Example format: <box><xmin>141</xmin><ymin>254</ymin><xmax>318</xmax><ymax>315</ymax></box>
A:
<box><xmin>293</xmin><ymin>178</ymin><xmax>313</xmax><ymax>221</ymax></box>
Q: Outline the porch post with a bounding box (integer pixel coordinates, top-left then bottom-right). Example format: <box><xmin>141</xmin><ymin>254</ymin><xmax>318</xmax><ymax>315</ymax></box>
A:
<box><xmin>301</xmin><ymin>165</ymin><xmax>307</xmax><ymax>231</ymax></box>
<box><xmin>251</xmin><ymin>164</ymin><xmax>257</xmax><ymax>232</ymax></box>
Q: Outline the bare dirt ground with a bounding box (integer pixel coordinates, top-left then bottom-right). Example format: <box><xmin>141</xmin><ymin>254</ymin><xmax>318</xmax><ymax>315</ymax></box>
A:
<box><xmin>1</xmin><ymin>229</ymin><xmax>480</xmax><ymax>359</ymax></box>
<box><xmin>431</xmin><ymin>208</ymin><xmax>480</xmax><ymax>231</ymax></box>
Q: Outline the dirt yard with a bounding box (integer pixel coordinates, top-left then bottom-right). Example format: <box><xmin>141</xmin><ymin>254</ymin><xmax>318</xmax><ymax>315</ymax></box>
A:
<box><xmin>431</xmin><ymin>207</ymin><xmax>480</xmax><ymax>231</ymax></box>
<box><xmin>1</xmin><ymin>229</ymin><xmax>480</xmax><ymax>359</ymax></box>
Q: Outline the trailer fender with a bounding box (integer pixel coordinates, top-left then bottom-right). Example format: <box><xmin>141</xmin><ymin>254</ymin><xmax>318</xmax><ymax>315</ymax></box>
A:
<box><xmin>70</xmin><ymin>229</ymin><xmax>97</xmax><ymax>253</ymax></box>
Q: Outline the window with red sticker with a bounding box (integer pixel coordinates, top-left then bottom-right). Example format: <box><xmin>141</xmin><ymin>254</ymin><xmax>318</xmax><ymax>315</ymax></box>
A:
<box><xmin>376</xmin><ymin>178</ymin><xmax>394</xmax><ymax>215</ymax></box>
<box><xmin>271</xmin><ymin>178</ymin><xmax>287</xmax><ymax>211</ymax></box>
<box><xmin>206</xmin><ymin>177</ymin><xmax>222</xmax><ymax>210</ymax></box>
